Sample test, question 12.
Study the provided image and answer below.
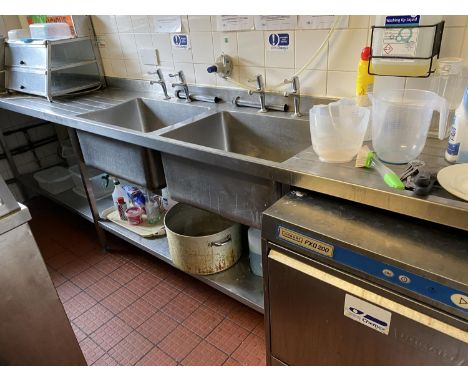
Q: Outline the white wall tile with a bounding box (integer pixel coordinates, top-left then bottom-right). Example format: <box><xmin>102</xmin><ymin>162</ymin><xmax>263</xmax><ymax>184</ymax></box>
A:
<box><xmin>97</xmin><ymin>34</ymin><xmax>123</xmax><ymax>59</ymax></box>
<box><xmin>134</xmin><ymin>33</ymin><xmax>152</xmax><ymax>49</ymax></box>
<box><xmin>328</xmin><ymin>29</ymin><xmax>368</xmax><ymax>72</ymax></box>
<box><xmin>118</xmin><ymin>33</ymin><xmax>138</xmax><ymax>59</ymax></box>
<box><xmin>139</xmin><ymin>48</ymin><xmax>158</xmax><ymax>65</ymax></box>
<box><xmin>462</xmin><ymin>28</ymin><xmax>468</xmax><ymax>64</ymax></box>
<box><xmin>110</xmin><ymin>59</ymin><xmax>127</xmax><ymax>77</ymax></box>
<box><xmin>440</xmin><ymin>27</ymin><xmax>465</xmax><ymax>57</ymax></box>
<box><xmin>173</xmin><ymin>62</ymin><xmax>195</xmax><ymax>84</ymax></box>
<box><xmin>115</xmin><ymin>15</ymin><xmax>133</xmax><ymax>33</ymax></box>
<box><xmin>300</xmin><ymin>70</ymin><xmax>327</xmax><ymax>96</ymax></box>
<box><xmin>181</xmin><ymin>16</ymin><xmax>190</xmax><ymax>33</ymax></box>
<box><xmin>92</xmin><ymin>16</ymin><xmax>117</xmax><ymax>34</ymax></box>
<box><xmin>216</xmin><ymin>66</ymin><xmax>240</xmax><ymax>88</ymax></box>
<box><xmin>348</xmin><ymin>16</ymin><xmax>370</xmax><ymax>29</ymax></box>
<box><xmin>443</xmin><ymin>16</ymin><xmax>467</xmax><ymax>27</ymax></box>
<box><xmin>295</xmin><ymin>30</ymin><xmax>328</xmax><ymax>70</ymax></box>
<box><xmin>141</xmin><ymin>61</ymin><xmax>174</xmax><ymax>81</ymax></box>
<box><xmin>171</xmin><ymin>34</ymin><xmax>193</xmax><ymax>63</ymax></box>
<box><xmin>373</xmin><ymin>76</ymin><xmax>406</xmax><ymax>93</ymax></box>
<box><xmin>265</xmin><ymin>31</ymin><xmax>295</xmax><ymax>69</ymax></box>
<box><xmin>238</xmin><ymin>66</ymin><xmax>266</xmax><ymax>89</ymax></box>
<box><xmin>131</xmin><ymin>16</ymin><xmax>150</xmax><ymax>33</ymax></box>
<box><xmin>2</xmin><ymin>15</ymin><xmax>21</xmax><ymax>31</ymax></box>
<box><xmin>0</xmin><ymin>16</ymin><xmax>6</xmax><ymax>36</ymax></box>
<box><xmin>190</xmin><ymin>32</ymin><xmax>214</xmax><ymax>64</ymax></box>
<box><xmin>194</xmin><ymin>63</ymin><xmax>217</xmax><ymax>86</ymax></box>
<box><xmin>152</xmin><ymin>33</ymin><xmax>173</xmax><ymax>62</ymax></box>
<box><xmin>124</xmin><ymin>59</ymin><xmax>142</xmax><ymax>79</ymax></box>
<box><xmin>326</xmin><ymin>71</ymin><xmax>356</xmax><ymax>97</ymax></box>
<box><xmin>213</xmin><ymin>32</ymin><xmax>239</xmax><ymax>65</ymax></box>
<box><xmin>188</xmin><ymin>16</ymin><xmax>212</xmax><ymax>32</ymax></box>
<box><xmin>237</xmin><ymin>31</ymin><xmax>265</xmax><ymax>67</ymax></box>
<box><xmin>265</xmin><ymin>68</ymin><xmax>295</xmax><ymax>92</ymax></box>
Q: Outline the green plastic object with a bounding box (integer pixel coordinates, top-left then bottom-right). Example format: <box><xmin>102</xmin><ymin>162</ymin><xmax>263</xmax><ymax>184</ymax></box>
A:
<box><xmin>383</xmin><ymin>173</ymin><xmax>405</xmax><ymax>190</ymax></box>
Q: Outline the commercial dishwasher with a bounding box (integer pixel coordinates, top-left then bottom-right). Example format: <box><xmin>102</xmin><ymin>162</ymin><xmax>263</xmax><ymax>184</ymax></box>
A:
<box><xmin>262</xmin><ymin>191</ymin><xmax>467</xmax><ymax>365</ymax></box>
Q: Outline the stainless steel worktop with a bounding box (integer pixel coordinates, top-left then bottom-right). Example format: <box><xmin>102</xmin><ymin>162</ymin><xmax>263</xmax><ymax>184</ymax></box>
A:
<box><xmin>1</xmin><ymin>83</ymin><xmax>467</xmax><ymax>231</ymax></box>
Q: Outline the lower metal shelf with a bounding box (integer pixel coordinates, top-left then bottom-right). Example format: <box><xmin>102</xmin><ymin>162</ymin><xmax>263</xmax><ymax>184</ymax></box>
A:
<box><xmin>18</xmin><ymin>172</ymin><xmax>264</xmax><ymax>313</ymax></box>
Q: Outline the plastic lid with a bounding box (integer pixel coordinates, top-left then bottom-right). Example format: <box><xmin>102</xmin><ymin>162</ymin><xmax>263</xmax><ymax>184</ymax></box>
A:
<box><xmin>117</xmin><ymin>196</ymin><xmax>124</xmax><ymax>203</ymax></box>
<box><xmin>361</xmin><ymin>47</ymin><xmax>371</xmax><ymax>61</ymax></box>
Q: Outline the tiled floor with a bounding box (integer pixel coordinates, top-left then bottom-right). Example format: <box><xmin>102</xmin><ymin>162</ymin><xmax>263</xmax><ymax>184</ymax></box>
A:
<box><xmin>28</xmin><ymin>197</ymin><xmax>266</xmax><ymax>366</ymax></box>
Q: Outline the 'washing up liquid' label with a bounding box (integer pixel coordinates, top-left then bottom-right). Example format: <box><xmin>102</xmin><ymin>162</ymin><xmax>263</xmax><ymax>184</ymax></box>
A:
<box><xmin>382</xmin><ymin>15</ymin><xmax>420</xmax><ymax>57</ymax></box>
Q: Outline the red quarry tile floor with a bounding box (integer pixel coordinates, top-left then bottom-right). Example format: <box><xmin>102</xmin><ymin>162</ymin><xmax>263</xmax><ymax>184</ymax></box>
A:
<box><xmin>28</xmin><ymin>197</ymin><xmax>266</xmax><ymax>366</ymax></box>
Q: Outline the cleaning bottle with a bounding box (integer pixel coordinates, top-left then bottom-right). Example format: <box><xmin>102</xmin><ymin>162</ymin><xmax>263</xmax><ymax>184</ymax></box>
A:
<box><xmin>356</xmin><ymin>46</ymin><xmax>374</xmax><ymax>106</ymax></box>
<box><xmin>445</xmin><ymin>85</ymin><xmax>468</xmax><ymax>163</ymax></box>
<box><xmin>111</xmin><ymin>178</ymin><xmax>129</xmax><ymax>210</ymax></box>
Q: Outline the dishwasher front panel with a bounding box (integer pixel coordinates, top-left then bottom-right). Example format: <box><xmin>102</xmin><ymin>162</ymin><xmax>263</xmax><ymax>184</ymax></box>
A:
<box><xmin>268</xmin><ymin>249</ymin><xmax>468</xmax><ymax>366</ymax></box>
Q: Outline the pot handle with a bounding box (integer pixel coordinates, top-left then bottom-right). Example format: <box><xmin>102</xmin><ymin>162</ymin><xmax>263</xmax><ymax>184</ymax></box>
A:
<box><xmin>209</xmin><ymin>234</ymin><xmax>232</xmax><ymax>247</ymax></box>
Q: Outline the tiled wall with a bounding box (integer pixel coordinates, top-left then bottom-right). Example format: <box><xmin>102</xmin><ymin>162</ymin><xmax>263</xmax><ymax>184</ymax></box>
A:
<box><xmin>90</xmin><ymin>15</ymin><xmax>468</xmax><ymax>97</ymax></box>
<box><xmin>0</xmin><ymin>15</ymin><xmax>21</xmax><ymax>37</ymax></box>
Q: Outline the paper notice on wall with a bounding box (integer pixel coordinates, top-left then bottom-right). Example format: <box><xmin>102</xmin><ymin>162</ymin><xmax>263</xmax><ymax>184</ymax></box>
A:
<box><xmin>150</xmin><ymin>16</ymin><xmax>181</xmax><ymax>33</ymax></box>
<box><xmin>298</xmin><ymin>15</ymin><xmax>349</xmax><ymax>29</ymax></box>
<box><xmin>216</xmin><ymin>16</ymin><xmax>254</xmax><ymax>31</ymax></box>
<box><xmin>254</xmin><ymin>15</ymin><xmax>297</xmax><ymax>30</ymax></box>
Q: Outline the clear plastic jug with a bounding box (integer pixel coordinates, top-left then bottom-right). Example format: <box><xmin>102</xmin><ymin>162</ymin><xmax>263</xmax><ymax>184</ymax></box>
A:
<box><xmin>369</xmin><ymin>89</ymin><xmax>449</xmax><ymax>164</ymax></box>
<box><xmin>309</xmin><ymin>98</ymin><xmax>370</xmax><ymax>163</ymax></box>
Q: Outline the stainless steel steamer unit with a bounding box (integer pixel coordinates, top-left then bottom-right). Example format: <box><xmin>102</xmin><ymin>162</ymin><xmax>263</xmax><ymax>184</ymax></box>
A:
<box><xmin>262</xmin><ymin>191</ymin><xmax>468</xmax><ymax>365</ymax></box>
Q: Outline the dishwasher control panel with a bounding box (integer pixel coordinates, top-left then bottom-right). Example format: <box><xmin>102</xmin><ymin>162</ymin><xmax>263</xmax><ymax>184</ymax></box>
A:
<box><xmin>276</xmin><ymin>224</ymin><xmax>468</xmax><ymax>315</ymax></box>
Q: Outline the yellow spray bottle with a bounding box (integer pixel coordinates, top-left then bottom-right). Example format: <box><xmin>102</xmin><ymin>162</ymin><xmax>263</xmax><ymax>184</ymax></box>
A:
<box><xmin>356</xmin><ymin>47</ymin><xmax>374</xmax><ymax>106</ymax></box>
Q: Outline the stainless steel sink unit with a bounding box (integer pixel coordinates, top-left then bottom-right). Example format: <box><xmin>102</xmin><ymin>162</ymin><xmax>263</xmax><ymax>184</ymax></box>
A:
<box><xmin>161</xmin><ymin>110</ymin><xmax>312</xmax><ymax>227</ymax></box>
<box><xmin>76</xmin><ymin>98</ymin><xmax>209</xmax><ymax>190</ymax></box>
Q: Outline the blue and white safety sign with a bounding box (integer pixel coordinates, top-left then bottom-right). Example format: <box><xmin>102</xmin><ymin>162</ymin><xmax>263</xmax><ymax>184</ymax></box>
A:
<box><xmin>268</xmin><ymin>33</ymin><xmax>290</xmax><ymax>51</ymax></box>
<box><xmin>171</xmin><ymin>34</ymin><xmax>190</xmax><ymax>49</ymax></box>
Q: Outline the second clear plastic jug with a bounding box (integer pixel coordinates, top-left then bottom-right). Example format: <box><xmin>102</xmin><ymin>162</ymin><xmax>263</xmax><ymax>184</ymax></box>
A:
<box><xmin>370</xmin><ymin>89</ymin><xmax>449</xmax><ymax>164</ymax></box>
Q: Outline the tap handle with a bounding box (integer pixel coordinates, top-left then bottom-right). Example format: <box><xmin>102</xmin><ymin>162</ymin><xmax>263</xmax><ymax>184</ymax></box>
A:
<box><xmin>156</xmin><ymin>68</ymin><xmax>164</xmax><ymax>81</ymax></box>
<box><xmin>284</xmin><ymin>76</ymin><xmax>300</xmax><ymax>93</ymax></box>
<box><xmin>169</xmin><ymin>70</ymin><xmax>186</xmax><ymax>83</ymax></box>
<box><xmin>248</xmin><ymin>74</ymin><xmax>264</xmax><ymax>91</ymax></box>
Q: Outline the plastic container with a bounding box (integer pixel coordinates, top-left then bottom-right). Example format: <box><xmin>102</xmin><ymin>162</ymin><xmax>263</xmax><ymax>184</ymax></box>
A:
<box><xmin>431</xmin><ymin>57</ymin><xmax>465</xmax><ymax>110</ymax></box>
<box><xmin>248</xmin><ymin>227</ymin><xmax>262</xmax><ymax>277</ymax></box>
<box><xmin>29</xmin><ymin>23</ymin><xmax>73</xmax><ymax>40</ymax></box>
<box><xmin>112</xmin><ymin>179</ymin><xmax>129</xmax><ymax>210</ymax></box>
<box><xmin>60</xmin><ymin>140</ymin><xmax>77</xmax><ymax>166</ymax></box>
<box><xmin>125</xmin><ymin>206</ymin><xmax>143</xmax><ymax>225</ymax></box>
<box><xmin>33</xmin><ymin>166</ymin><xmax>73</xmax><ymax>195</ymax></box>
<box><xmin>161</xmin><ymin>187</ymin><xmax>177</xmax><ymax>211</ymax></box>
<box><xmin>69</xmin><ymin>165</ymin><xmax>111</xmax><ymax>200</ymax></box>
<box><xmin>7</xmin><ymin>29</ymin><xmax>30</xmax><ymax>40</ymax></box>
<box><xmin>249</xmin><ymin>251</ymin><xmax>263</xmax><ymax>277</ymax></box>
<box><xmin>371</xmin><ymin>15</ymin><xmax>443</xmax><ymax>77</ymax></box>
<box><xmin>370</xmin><ymin>89</ymin><xmax>449</xmax><ymax>164</ymax></box>
<box><xmin>446</xmin><ymin>86</ymin><xmax>468</xmax><ymax>163</ymax></box>
<box><xmin>309</xmin><ymin>98</ymin><xmax>370</xmax><ymax>163</ymax></box>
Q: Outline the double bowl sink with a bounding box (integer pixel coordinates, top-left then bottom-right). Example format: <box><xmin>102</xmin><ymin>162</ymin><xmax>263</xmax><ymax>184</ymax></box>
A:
<box><xmin>76</xmin><ymin>97</ymin><xmax>312</xmax><ymax>227</ymax></box>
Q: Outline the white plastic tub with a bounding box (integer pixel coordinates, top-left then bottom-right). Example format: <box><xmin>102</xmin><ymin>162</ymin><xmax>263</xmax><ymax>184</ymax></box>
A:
<box><xmin>33</xmin><ymin>166</ymin><xmax>73</xmax><ymax>195</ymax></box>
<box><xmin>29</xmin><ymin>23</ymin><xmax>73</xmax><ymax>40</ymax></box>
<box><xmin>69</xmin><ymin>165</ymin><xmax>111</xmax><ymax>200</ymax></box>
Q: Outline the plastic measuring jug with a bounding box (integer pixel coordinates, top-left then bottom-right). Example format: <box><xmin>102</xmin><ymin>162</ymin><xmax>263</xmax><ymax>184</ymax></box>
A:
<box><xmin>369</xmin><ymin>89</ymin><xmax>449</xmax><ymax>164</ymax></box>
<box><xmin>309</xmin><ymin>98</ymin><xmax>370</xmax><ymax>163</ymax></box>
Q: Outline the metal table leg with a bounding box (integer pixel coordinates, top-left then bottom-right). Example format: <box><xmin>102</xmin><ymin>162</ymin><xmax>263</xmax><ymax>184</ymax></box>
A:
<box><xmin>67</xmin><ymin>128</ymin><xmax>108</xmax><ymax>251</ymax></box>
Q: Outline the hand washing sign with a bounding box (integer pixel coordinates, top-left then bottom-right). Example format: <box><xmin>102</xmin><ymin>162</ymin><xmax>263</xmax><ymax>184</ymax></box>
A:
<box><xmin>171</xmin><ymin>34</ymin><xmax>190</xmax><ymax>49</ymax></box>
<box><xmin>268</xmin><ymin>33</ymin><xmax>290</xmax><ymax>51</ymax></box>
